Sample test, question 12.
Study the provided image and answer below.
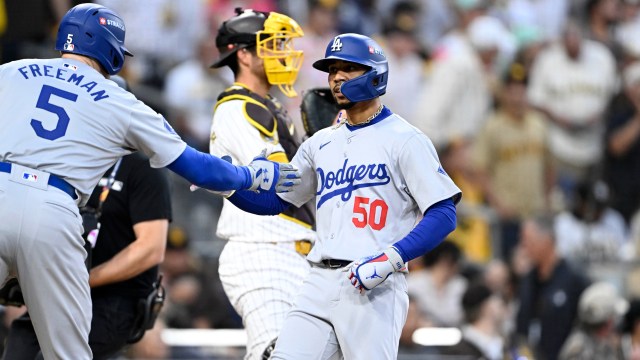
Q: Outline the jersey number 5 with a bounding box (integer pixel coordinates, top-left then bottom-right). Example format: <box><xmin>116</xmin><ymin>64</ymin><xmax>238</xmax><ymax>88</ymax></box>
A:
<box><xmin>31</xmin><ymin>85</ymin><xmax>78</xmax><ymax>141</ymax></box>
<box><xmin>352</xmin><ymin>196</ymin><xmax>388</xmax><ymax>230</ymax></box>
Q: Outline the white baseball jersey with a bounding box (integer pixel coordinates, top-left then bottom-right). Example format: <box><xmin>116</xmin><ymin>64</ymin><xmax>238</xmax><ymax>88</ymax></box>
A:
<box><xmin>0</xmin><ymin>58</ymin><xmax>186</xmax><ymax>205</ymax></box>
<box><xmin>210</xmin><ymin>96</ymin><xmax>316</xmax><ymax>243</ymax></box>
<box><xmin>279</xmin><ymin>107</ymin><xmax>461</xmax><ymax>263</ymax></box>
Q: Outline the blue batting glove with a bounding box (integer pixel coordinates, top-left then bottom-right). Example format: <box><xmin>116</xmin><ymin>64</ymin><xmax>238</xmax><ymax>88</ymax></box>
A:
<box><xmin>343</xmin><ymin>247</ymin><xmax>405</xmax><ymax>294</ymax></box>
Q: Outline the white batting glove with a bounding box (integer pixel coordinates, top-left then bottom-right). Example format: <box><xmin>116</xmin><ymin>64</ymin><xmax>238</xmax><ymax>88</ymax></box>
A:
<box><xmin>245</xmin><ymin>149</ymin><xmax>301</xmax><ymax>193</ymax></box>
<box><xmin>343</xmin><ymin>247</ymin><xmax>405</xmax><ymax>294</ymax></box>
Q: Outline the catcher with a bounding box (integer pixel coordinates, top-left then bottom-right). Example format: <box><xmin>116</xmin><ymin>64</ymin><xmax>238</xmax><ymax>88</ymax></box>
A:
<box><xmin>206</xmin><ymin>8</ymin><xmax>325</xmax><ymax>360</ymax></box>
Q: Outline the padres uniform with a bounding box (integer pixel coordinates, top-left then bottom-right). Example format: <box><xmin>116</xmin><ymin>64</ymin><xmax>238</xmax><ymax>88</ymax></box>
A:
<box><xmin>0</xmin><ymin>57</ymin><xmax>185</xmax><ymax>358</ymax></box>
<box><xmin>211</xmin><ymin>83</ymin><xmax>316</xmax><ymax>359</ymax></box>
<box><xmin>272</xmin><ymin>106</ymin><xmax>461</xmax><ymax>359</ymax></box>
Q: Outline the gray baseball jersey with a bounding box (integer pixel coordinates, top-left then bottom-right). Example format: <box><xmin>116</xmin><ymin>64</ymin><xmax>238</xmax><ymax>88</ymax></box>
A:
<box><xmin>278</xmin><ymin>108</ymin><xmax>461</xmax><ymax>263</ymax></box>
<box><xmin>272</xmin><ymin>108</ymin><xmax>460</xmax><ymax>359</ymax></box>
<box><xmin>0</xmin><ymin>58</ymin><xmax>186</xmax><ymax>205</ymax></box>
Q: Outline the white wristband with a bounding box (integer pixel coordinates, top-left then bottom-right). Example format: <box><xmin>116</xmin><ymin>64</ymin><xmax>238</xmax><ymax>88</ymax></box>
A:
<box><xmin>384</xmin><ymin>247</ymin><xmax>405</xmax><ymax>272</ymax></box>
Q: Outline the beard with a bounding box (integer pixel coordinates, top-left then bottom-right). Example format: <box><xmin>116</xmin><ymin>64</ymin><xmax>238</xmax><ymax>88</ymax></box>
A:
<box><xmin>337</xmin><ymin>101</ymin><xmax>355</xmax><ymax>110</ymax></box>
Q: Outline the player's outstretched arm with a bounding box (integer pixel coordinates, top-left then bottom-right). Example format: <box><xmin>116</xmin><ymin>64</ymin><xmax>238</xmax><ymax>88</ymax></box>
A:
<box><xmin>344</xmin><ymin>198</ymin><xmax>457</xmax><ymax>294</ymax></box>
<box><xmin>166</xmin><ymin>145</ymin><xmax>301</xmax><ymax>193</ymax></box>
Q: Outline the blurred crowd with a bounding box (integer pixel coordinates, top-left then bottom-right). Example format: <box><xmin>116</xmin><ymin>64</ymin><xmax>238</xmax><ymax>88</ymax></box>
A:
<box><xmin>3</xmin><ymin>0</ymin><xmax>640</xmax><ymax>359</ymax></box>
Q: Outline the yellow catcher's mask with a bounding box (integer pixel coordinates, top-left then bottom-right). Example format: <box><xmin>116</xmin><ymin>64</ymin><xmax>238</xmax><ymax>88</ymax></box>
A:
<box><xmin>256</xmin><ymin>12</ymin><xmax>304</xmax><ymax>97</ymax></box>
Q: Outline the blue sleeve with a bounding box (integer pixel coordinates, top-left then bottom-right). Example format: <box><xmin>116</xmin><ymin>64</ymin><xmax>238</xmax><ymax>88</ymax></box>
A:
<box><xmin>393</xmin><ymin>198</ymin><xmax>457</xmax><ymax>263</ymax></box>
<box><xmin>166</xmin><ymin>145</ymin><xmax>252</xmax><ymax>191</ymax></box>
<box><xmin>227</xmin><ymin>190</ymin><xmax>292</xmax><ymax>215</ymax></box>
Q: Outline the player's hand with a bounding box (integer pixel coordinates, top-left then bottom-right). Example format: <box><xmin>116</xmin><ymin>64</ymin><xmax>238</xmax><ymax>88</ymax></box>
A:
<box><xmin>190</xmin><ymin>155</ymin><xmax>236</xmax><ymax>197</ymax></box>
<box><xmin>342</xmin><ymin>247</ymin><xmax>405</xmax><ymax>294</ymax></box>
<box><xmin>246</xmin><ymin>149</ymin><xmax>301</xmax><ymax>193</ymax></box>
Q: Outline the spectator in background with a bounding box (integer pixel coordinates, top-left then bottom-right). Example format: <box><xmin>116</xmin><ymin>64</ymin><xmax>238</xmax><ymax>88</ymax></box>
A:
<box><xmin>584</xmin><ymin>0</ymin><xmax>623</xmax><ymax>60</ymax></box>
<box><xmin>528</xmin><ymin>20</ymin><xmax>617</xmax><ymax>201</ymax></box>
<box><xmin>615</xmin><ymin>0</ymin><xmax>640</xmax><ymax>64</ymax></box>
<box><xmin>411</xmin><ymin>14</ymin><xmax>506</xmax><ymax>149</ymax></box>
<box><xmin>0</xmin><ymin>0</ymin><xmax>74</xmax><ymax>63</ymax></box>
<box><xmin>504</xmin><ymin>0</ymin><xmax>571</xmax><ymax>42</ymax></box>
<box><xmin>516</xmin><ymin>214</ymin><xmax>590</xmax><ymax>360</ymax></box>
<box><xmin>554</xmin><ymin>180</ymin><xmax>630</xmax><ymax>266</ymax></box>
<box><xmin>379</xmin><ymin>2</ymin><xmax>428</xmax><ymax>122</ymax></box>
<box><xmin>511</xmin><ymin>24</ymin><xmax>547</xmax><ymax>73</ymax></box>
<box><xmin>96</xmin><ymin>0</ymin><xmax>208</xmax><ymax>87</ymax></box>
<box><xmin>398</xmin><ymin>295</ymin><xmax>433</xmax><ymax>356</ymax></box>
<box><xmin>442</xmin><ymin>283</ymin><xmax>509</xmax><ymax>360</ymax></box>
<box><xmin>440</xmin><ymin>139</ymin><xmax>492</xmax><ymax>263</ymax></box>
<box><xmin>407</xmin><ymin>241</ymin><xmax>467</xmax><ymax>327</ymax></box>
<box><xmin>604</xmin><ymin>62</ymin><xmax>640</xmax><ymax>224</ymax></box>
<box><xmin>559</xmin><ymin>282</ymin><xmax>628</xmax><ymax>360</ymax></box>
<box><xmin>472</xmin><ymin>62</ymin><xmax>554</xmax><ymax>261</ymax></box>
<box><xmin>334</xmin><ymin>0</ymin><xmax>383</xmax><ymax>36</ymax></box>
<box><xmin>621</xmin><ymin>299</ymin><xmax>640</xmax><ymax>359</ymax></box>
<box><xmin>163</xmin><ymin>36</ymin><xmax>232</xmax><ymax>151</ymax></box>
<box><xmin>437</xmin><ymin>0</ymin><xmax>489</xmax><ymax>57</ymax></box>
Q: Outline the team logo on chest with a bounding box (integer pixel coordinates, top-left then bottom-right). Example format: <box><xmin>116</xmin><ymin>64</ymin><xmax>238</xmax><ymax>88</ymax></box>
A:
<box><xmin>316</xmin><ymin>158</ymin><xmax>390</xmax><ymax>209</ymax></box>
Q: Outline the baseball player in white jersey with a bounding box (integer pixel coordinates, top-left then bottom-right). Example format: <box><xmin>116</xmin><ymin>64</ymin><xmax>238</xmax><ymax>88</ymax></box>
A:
<box><xmin>0</xmin><ymin>4</ymin><xmax>300</xmax><ymax>359</ymax></box>
<box><xmin>206</xmin><ymin>9</ymin><xmax>316</xmax><ymax>359</ymax></box>
<box><xmin>223</xmin><ymin>33</ymin><xmax>461</xmax><ymax>359</ymax></box>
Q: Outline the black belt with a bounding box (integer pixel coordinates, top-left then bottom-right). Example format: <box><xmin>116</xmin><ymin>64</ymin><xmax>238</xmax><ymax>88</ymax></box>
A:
<box><xmin>0</xmin><ymin>162</ymin><xmax>77</xmax><ymax>200</ymax></box>
<box><xmin>319</xmin><ymin>259</ymin><xmax>352</xmax><ymax>269</ymax></box>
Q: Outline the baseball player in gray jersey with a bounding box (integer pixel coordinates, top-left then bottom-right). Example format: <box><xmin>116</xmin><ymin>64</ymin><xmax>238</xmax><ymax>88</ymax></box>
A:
<box><xmin>221</xmin><ymin>33</ymin><xmax>461</xmax><ymax>359</ymax></box>
<box><xmin>208</xmin><ymin>9</ymin><xmax>315</xmax><ymax>360</ymax></box>
<box><xmin>0</xmin><ymin>4</ymin><xmax>299</xmax><ymax>359</ymax></box>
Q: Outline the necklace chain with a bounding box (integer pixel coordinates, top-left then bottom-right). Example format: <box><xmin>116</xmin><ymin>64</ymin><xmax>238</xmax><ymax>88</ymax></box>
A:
<box><xmin>347</xmin><ymin>105</ymin><xmax>383</xmax><ymax>126</ymax></box>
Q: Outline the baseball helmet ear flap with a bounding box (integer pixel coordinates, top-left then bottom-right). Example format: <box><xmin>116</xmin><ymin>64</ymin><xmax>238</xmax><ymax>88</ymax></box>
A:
<box><xmin>313</xmin><ymin>33</ymin><xmax>388</xmax><ymax>102</ymax></box>
<box><xmin>55</xmin><ymin>3</ymin><xmax>133</xmax><ymax>75</ymax></box>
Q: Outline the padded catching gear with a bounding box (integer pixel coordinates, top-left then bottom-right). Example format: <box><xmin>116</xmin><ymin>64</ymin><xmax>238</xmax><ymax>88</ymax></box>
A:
<box><xmin>55</xmin><ymin>3</ymin><xmax>133</xmax><ymax>75</ymax></box>
<box><xmin>300</xmin><ymin>88</ymin><xmax>341</xmax><ymax>137</ymax></box>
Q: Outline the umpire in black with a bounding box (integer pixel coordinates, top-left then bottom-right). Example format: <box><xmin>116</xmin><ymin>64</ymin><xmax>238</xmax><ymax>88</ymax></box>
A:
<box><xmin>2</xmin><ymin>79</ymin><xmax>172</xmax><ymax>360</ymax></box>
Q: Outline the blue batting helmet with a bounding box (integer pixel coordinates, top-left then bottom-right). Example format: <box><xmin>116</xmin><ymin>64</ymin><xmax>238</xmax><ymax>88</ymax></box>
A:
<box><xmin>313</xmin><ymin>33</ymin><xmax>388</xmax><ymax>102</ymax></box>
<box><xmin>55</xmin><ymin>4</ymin><xmax>133</xmax><ymax>75</ymax></box>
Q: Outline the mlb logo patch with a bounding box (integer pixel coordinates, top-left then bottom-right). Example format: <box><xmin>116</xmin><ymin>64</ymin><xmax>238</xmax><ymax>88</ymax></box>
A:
<box><xmin>63</xmin><ymin>63</ymin><xmax>78</xmax><ymax>70</ymax></box>
<box><xmin>368</xmin><ymin>46</ymin><xmax>374</xmax><ymax>54</ymax></box>
<box><xmin>63</xmin><ymin>43</ymin><xmax>75</xmax><ymax>51</ymax></box>
<box><xmin>22</xmin><ymin>173</ymin><xmax>38</xmax><ymax>182</ymax></box>
<box><xmin>99</xmin><ymin>17</ymin><xmax>107</xmax><ymax>25</ymax></box>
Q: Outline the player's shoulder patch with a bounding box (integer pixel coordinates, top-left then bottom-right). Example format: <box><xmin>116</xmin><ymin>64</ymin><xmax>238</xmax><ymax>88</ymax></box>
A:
<box><xmin>243</xmin><ymin>100</ymin><xmax>276</xmax><ymax>138</ymax></box>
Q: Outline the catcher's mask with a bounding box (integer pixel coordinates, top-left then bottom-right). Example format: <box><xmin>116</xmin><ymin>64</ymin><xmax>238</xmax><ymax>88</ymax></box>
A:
<box><xmin>211</xmin><ymin>8</ymin><xmax>304</xmax><ymax>97</ymax></box>
<box><xmin>313</xmin><ymin>33</ymin><xmax>388</xmax><ymax>102</ymax></box>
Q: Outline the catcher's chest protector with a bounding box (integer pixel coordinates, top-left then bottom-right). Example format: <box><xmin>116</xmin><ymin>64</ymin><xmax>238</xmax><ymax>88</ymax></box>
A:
<box><xmin>216</xmin><ymin>86</ymin><xmax>316</xmax><ymax>228</ymax></box>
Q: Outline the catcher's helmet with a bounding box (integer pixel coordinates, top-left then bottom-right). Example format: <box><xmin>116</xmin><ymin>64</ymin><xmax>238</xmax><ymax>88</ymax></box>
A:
<box><xmin>313</xmin><ymin>33</ymin><xmax>388</xmax><ymax>102</ymax></box>
<box><xmin>55</xmin><ymin>3</ymin><xmax>133</xmax><ymax>75</ymax></box>
<box><xmin>212</xmin><ymin>8</ymin><xmax>304</xmax><ymax>97</ymax></box>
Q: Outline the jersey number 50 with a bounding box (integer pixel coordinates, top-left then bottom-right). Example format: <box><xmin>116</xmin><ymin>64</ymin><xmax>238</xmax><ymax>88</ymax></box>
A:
<box><xmin>352</xmin><ymin>196</ymin><xmax>388</xmax><ymax>230</ymax></box>
<box><xmin>31</xmin><ymin>85</ymin><xmax>78</xmax><ymax>141</ymax></box>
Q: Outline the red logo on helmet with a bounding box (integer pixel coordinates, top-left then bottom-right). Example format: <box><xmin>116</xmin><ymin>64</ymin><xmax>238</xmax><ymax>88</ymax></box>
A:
<box><xmin>99</xmin><ymin>17</ymin><xmax>106</xmax><ymax>25</ymax></box>
<box><xmin>368</xmin><ymin>46</ymin><xmax>374</xmax><ymax>54</ymax></box>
